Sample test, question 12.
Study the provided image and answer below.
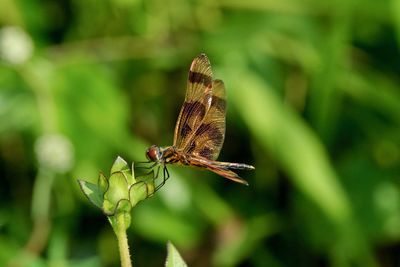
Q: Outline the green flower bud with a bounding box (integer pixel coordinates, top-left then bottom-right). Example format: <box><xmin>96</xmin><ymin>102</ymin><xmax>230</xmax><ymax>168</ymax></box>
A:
<box><xmin>78</xmin><ymin>156</ymin><xmax>156</xmax><ymax>229</ymax></box>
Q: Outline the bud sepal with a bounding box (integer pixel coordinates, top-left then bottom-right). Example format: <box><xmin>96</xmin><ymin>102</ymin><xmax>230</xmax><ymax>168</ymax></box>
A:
<box><xmin>78</xmin><ymin>156</ymin><xmax>155</xmax><ymax>229</ymax></box>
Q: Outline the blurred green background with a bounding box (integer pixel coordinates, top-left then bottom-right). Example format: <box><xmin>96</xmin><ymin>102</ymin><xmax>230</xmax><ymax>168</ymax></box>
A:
<box><xmin>1</xmin><ymin>0</ymin><xmax>400</xmax><ymax>266</ymax></box>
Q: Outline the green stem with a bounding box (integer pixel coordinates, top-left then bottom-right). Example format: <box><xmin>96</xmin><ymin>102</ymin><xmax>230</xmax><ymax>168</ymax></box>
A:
<box><xmin>115</xmin><ymin>213</ymin><xmax>132</xmax><ymax>267</ymax></box>
<box><xmin>25</xmin><ymin>168</ymin><xmax>54</xmax><ymax>254</ymax></box>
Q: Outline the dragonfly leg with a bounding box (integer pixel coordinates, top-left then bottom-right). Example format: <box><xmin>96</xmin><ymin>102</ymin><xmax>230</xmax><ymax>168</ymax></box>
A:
<box><xmin>155</xmin><ymin>165</ymin><xmax>170</xmax><ymax>192</ymax></box>
<box><xmin>153</xmin><ymin>165</ymin><xmax>160</xmax><ymax>179</ymax></box>
<box><xmin>135</xmin><ymin>161</ymin><xmax>158</xmax><ymax>170</ymax></box>
<box><xmin>134</xmin><ymin>162</ymin><xmax>159</xmax><ymax>179</ymax></box>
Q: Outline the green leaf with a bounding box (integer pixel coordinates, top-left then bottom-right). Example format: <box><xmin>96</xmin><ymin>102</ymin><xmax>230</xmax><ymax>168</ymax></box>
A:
<box><xmin>98</xmin><ymin>172</ymin><xmax>108</xmax><ymax>194</ymax></box>
<box><xmin>122</xmin><ymin>169</ymin><xmax>135</xmax><ymax>187</ymax></box>
<box><xmin>108</xmin><ymin>205</ymin><xmax>132</xmax><ymax>233</ymax></box>
<box><xmin>102</xmin><ymin>199</ymin><xmax>115</xmax><ymax>216</ymax></box>
<box><xmin>115</xmin><ymin>199</ymin><xmax>132</xmax><ymax>228</ymax></box>
<box><xmin>146</xmin><ymin>181</ymin><xmax>155</xmax><ymax>196</ymax></box>
<box><xmin>127</xmin><ymin>162</ymin><xmax>137</xmax><ymax>185</ymax></box>
<box><xmin>115</xmin><ymin>199</ymin><xmax>132</xmax><ymax>214</ymax></box>
<box><xmin>111</xmin><ymin>156</ymin><xmax>129</xmax><ymax>174</ymax></box>
<box><xmin>225</xmin><ymin>66</ymin><xmax>352</xmax><ymax>224</ymax></box>
<box><xmin>391</xmin><ymin>0</ymin><xmax>400</xmax><ymax>45</ymax></box>
<box><xmin>129</xmin><ymin>181</ymin><xmax>148</xmax><ymax>207</ymax></box>
<box><xmin>111</xmin><ymin>156</ymin><xmax>136</xmax><ymax>185</ymax></box>
<box><xmin>77</xmin><ymin>179</ymin><xmax>104</xmax><ymax>209</ymax></box>
<box><xmin>165</xmin><ymin>241</ymin><xmax>187</xmax><ymax>267</ymax></box>
<box><xmin>103</xmin><ymin>172</ymin><xmax>129</xmax><ymax>214</ymax></box>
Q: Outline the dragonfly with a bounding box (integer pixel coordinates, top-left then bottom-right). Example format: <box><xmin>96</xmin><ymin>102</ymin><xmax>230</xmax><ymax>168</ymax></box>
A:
<box><xmin>145</xmin><ymin>54</ymin><xmax>254</xmax><ymax>189</ymax></box>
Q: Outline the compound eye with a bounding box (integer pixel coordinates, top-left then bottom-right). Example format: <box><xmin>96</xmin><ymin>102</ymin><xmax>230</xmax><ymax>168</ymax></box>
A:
<box><xmin>146</xmin><ymin>145</ymin><xmax>160</xmax><ymax>162</ymax></box>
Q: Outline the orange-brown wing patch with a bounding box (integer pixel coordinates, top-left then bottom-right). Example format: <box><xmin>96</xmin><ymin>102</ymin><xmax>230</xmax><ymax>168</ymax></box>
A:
<box><xmin>186</xmin><ymin>80</ymin><xmax>226</xmax><ymax>160</ymax></box>
<box><xmin>173</xmin><ymin>54</ymin><xmax>213</xmax><ymax>149</ymax></box>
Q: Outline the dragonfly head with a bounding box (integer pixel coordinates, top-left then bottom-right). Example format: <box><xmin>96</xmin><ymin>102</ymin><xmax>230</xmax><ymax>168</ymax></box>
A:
<box><xmin>146</xmin><ymin>145</ymin><xmax>162</xmax><ymax>162</ymax></box>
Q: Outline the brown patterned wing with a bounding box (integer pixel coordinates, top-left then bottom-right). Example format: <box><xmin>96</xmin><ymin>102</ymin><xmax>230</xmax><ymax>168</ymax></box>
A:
<box><xmin>187</xmin><ymin>79</ymin><xmax>226</xmax><ymax>160</ymax></box>
<box><xmin>182</xmin><ymin>80</ymin><xmax>226</xmax><ymax>160</ymax></box>
<box><xmin>173</xmin><ymin>54</ymin><xmax>213</xmax><ymax>149</ymax></box>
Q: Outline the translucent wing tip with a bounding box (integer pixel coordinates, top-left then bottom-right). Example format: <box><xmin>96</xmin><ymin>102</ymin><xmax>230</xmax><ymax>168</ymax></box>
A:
<box><xmin>198</xmin><ymin>53</ymin><xmax>208</xmax><ymax>59</ymax></box>
<box><xmin>190</xmin><ymin>53</ymin><xmax>211</xmax><ymax>72</ymax></box>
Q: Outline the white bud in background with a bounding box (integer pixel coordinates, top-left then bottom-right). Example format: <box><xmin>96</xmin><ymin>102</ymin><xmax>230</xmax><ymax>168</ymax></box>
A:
<box><xmin>35</xmin><ymin>134</ymin><xmax>74</xmax><ymax>174</ymax></box>
<box><xmin>0</xmin><ymin>26</ymin><xmax>34</xmax><ymax>65</ymax></box>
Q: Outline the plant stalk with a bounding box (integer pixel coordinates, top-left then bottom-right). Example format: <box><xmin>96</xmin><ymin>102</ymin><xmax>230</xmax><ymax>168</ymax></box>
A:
<box><xmin>115</xmin><ymin>213</ymin><xmax>132</xmax><ymax>267</ymax></box>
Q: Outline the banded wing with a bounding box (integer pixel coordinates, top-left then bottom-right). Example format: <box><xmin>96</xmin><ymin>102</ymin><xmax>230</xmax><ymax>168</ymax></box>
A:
<box><xmin>172</xmin><ymin>54</ymin><xmax>253</xmax><ymax>185</ymax></box>
<box><xmin>173</xmin><ymin>54</ymin><xmax>226</xmax><ymax>160</ymax></box>
<box><xmin>173</xmin><ymin>54</ymin><xmax>214</xmax><ymax>152</ymax></box>
<box><xmin>184</xmin><ymin>79</ymin><xmax>226</xmax><ymax>160</ymax></box>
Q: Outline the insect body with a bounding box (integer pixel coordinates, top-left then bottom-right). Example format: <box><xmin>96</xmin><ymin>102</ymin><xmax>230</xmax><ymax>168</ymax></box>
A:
<box><xmin>146</xmin><ymin>54</ymin><xmax>254</xmax><ymax>186</ymax></box>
